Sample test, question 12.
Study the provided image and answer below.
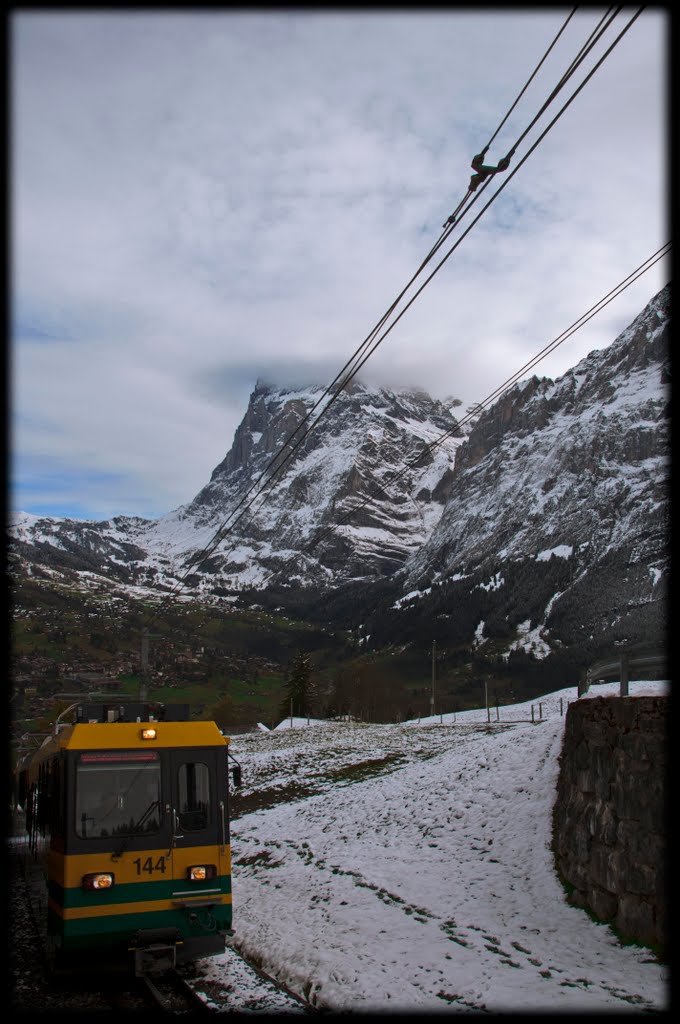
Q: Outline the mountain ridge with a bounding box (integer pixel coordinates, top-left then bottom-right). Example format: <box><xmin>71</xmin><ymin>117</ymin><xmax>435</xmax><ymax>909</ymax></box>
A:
<box><xmin>10</xmin><ymin>283</ymin><xmax>670</xmax><ymax>667</ymax></box>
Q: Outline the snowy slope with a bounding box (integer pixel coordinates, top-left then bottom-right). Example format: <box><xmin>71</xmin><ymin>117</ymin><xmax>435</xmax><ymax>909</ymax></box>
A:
<box><xmin>191</xmin><ymin>680</ymin><xmax>669</xmax><ymax>1013</ymax></box>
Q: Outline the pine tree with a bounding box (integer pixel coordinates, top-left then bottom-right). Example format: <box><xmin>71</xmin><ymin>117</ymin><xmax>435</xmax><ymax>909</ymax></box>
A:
<box><xmin>278</xmin><ymin>650</ymin><xmax>317</xmax><ymax>720</ymax></box>
<box><xmin>205</xmin><ymin>694</ymin><xmax>234</xmax><ymax>730</ymax></box>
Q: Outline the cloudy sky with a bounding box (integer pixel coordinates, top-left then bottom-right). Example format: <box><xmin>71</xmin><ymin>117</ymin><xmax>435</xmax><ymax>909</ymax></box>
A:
<box><xmin>11</xmin><ymin>8</ymin><xmax>669</xmax><ymax>521</ymax></box>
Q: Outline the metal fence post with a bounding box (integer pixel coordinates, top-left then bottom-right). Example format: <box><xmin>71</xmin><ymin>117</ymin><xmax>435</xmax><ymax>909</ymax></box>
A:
<box><xmin>620</xmin><ymin>653</ymin><xmax>629</xmax><ymax>697</ymax></box>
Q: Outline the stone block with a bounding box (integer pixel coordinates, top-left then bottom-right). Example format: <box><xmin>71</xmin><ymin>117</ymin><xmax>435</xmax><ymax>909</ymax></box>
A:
<box><xmin>598</xmin><ymin>802</ymin><xmax>618</xmax><ymax>845</ymax></box>
<box><xmin>626</xmin><ymin>862</ymin><xmax>656</xmax><ymax>896</ymax></box>
<box><xmin>568</xmin><ymin>887</ymin><xmax>589</xmax><ymax>909</ymax></box>
<box><xmin>615</xmin><ymin>893</ymin><xmax>657</xmax><ymax>947</ymax></box>
<box><xmin>553</xmin><ymin>694</ymin><xmax>666</xmax><ymax>952</ymax></box>
<box><xmin>588</xmin><ymin>885</ymin><xmax>618</xmax><ymax>922</ymax></box>
<box><xmin>619</xmin><ymin>731</ymin><xmax>650</xmax><ymax>762</ymax></box>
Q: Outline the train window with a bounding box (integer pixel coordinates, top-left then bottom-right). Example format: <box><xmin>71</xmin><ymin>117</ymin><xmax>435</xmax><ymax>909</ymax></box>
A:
<box><xmin>177</xmin><ymin>762</ymin><xmax>211</xmax><ymax>831</ymax></box>
<box><xmin>48</xmin><ymin>758</ymin><xmax>64</xmax><ymax>838</ymax></box>
<box><xmin>75</xmin><ymin>750</ymin><xmax>162</xmax><ymax>839</ymax></box>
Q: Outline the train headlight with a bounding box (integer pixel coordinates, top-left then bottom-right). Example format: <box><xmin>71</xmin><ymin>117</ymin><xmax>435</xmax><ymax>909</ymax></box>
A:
<box><xmin>187</xmin><ymin>864</ymin><xmax>217</xmax><ymax>882</ymax></box>
<box><xmin>141</xmin><ymin>728</ymin><xmax>157</xmax><ymax>740</ymax></box>
<box><xmin>82</xmin><ymin>872</ymin><xmax>115</xmax><ymax>890</ymax></box>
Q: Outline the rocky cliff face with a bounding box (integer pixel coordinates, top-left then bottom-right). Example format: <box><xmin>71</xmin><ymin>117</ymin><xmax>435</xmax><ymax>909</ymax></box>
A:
<box><xmin>166</xmin><ymin>380</ymin><xmax>462</xmax><ymax>586</ymax></box>
<box><xmin>9</xmin><ymin>284</ymin><xmax>670</xmax><ymax>664</ymax></box>
<box><xmin>389</xmin><ymin>284</ymin><xmax>669</xmax><ymax>655</ymax></box>
<box><xmin>11</xmin><ymin>381</ymin><xmax>463</xmax><ymax>593</ymax></box>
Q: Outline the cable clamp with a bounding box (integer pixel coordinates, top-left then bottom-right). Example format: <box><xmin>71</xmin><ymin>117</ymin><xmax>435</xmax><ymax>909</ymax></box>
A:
<box><xmin>468</xmin><ymin>151</ymin><xmax>511</xmax><ymax>191</ymax></box>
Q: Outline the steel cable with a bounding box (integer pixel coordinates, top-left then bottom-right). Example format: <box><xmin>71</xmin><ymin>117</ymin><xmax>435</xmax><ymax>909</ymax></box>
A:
<box><xmin>178</xmin><ymin>11</ymin><xmax>626</xmax><ymax>583</ymax></box>
<box><xmin>260</xmin><ymin>241</ymin><xmax>670</xmax><ymax>589</ymax></box>
<box><xmin>148</xmin><ymin>7</ymin><xmax>647</xmax><ymax>618</ymax></box>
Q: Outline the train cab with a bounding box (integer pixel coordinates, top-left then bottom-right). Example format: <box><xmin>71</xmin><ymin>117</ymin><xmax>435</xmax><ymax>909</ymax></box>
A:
<box><xmin>18</xmin><ymin>702</ymin><xmax>237</xmax><ymax>975</ymax></box>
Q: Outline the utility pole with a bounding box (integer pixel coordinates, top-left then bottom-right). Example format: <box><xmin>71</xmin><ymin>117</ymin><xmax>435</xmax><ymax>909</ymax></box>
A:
<box><xmin>485</xmin><ymin>680</ymin><xmax>490</xmax><ymax>723</ymax></box>
<box><xmin>431</xmin><ymin>641</ymin><xmax>436</xmax><ymax>718</ymax></box>
<box><xmin>620</xmin><ymin>652</ymin><xmax>629</xmax><ymax>698</ymax></box>
<box><xmin>139</xmin><ymin>628</ymin><xmax>150</xmax><ymax>701</ymax></box>
<box><xmin>139</xmin><ymin>628</ymin><xmax>161</xmax><ymax>701</ymax></box>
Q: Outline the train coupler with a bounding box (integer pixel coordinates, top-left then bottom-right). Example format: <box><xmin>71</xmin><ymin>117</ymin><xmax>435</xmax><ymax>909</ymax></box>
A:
<box><xmin>130</xmin><ymin>927</ymin><xmax>183</xmax><ymax>976</ymax></box>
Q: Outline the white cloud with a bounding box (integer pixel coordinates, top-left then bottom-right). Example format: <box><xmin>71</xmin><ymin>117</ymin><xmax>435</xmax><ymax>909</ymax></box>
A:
<box><xmin>11</xmin><ymin>9</ymin><xmax>669</xmax><ymax>519</ymax></box>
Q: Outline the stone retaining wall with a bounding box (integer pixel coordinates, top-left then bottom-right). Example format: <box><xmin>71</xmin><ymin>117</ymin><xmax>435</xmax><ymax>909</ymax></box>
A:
<box><xmin>552</xmin><ymin>695</ymin><xmax>667</xmax><ymax>953</ymax></box>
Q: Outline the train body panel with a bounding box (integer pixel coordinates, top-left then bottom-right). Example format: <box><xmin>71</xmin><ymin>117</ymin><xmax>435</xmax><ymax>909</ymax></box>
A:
<box><xmin>15</xmin><ymin>702</ymin><xmax>238</xmax><ymax>974</ymax></box>
<box><xmin>46</xmin><ymin>845</ymin><xmax>232</xmax><ymax>950</ymax></box>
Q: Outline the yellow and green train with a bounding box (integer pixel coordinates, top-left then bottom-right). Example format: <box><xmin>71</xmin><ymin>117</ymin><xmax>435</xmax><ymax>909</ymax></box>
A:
<box><xmin>15</xmin><ymin>702</ymin><xmax>240</xmax><ymax>975</ymax></box>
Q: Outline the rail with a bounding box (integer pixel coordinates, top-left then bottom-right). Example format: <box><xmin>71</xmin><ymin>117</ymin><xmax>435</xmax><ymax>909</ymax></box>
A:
<box><xmin>579</xmin><ymin>643</ymin><xmax>667</xmax><ymax>697</ymax></box>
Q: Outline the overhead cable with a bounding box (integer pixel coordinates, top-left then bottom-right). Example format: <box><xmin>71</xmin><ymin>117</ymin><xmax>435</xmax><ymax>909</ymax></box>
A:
<box><xmin>443</xmin><ymin>6</ymin><xmax>627</xmax><ymax>224</ymax></box>
<box><xmin>483</xmin><ymin>6</ymin><xmax>579</xmax><ymax>153</ymax></box>
<box><xmin>239</xmin><ymin>3</ymin><xmax>645</xmax><ymax>484</ymax></box>
<box><xmin>147</xmin><ymin>7</ymin><xmax>646</xmax><ymax>621</ymax></box>
<box><xmin>503</xmin><ymin>6</ymin><xmax>624</xmax><ymax>161</ymax></box>
<box><xmin>259</xmin><ymin>240</ymin><xmax>670</xmax><ymax>589</ymax></box>
<box><xmin>179</xmin><ymin>10</ymin><xmax>633</xmax><ymax>585</ymax></box>
<box><xmin>335</xmin><ymin>7</ymin><xmax>646</xmax><ymax>397</ymax></box>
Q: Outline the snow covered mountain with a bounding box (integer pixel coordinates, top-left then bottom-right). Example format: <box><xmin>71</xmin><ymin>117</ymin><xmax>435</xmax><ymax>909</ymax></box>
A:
<box><xmin>11</xmin><ymin>381</ymin><xmax>463</xmax><ymax>593</ymax></box>
<box><xmin>10</xmin><ymin>283</ymin><xmax>670</xmax><ymax>661</ymax></box>
<box><xmin>382</xmin><ymin>283</ymin><xmax>670</xmax><ymax>658</ymax></box>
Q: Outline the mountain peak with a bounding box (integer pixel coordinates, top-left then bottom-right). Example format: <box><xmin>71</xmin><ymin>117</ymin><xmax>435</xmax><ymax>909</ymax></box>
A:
<box><xmin>10</xmin><ymin>286</ymin><xmax>669</xmax><ymax>666</ymax></box>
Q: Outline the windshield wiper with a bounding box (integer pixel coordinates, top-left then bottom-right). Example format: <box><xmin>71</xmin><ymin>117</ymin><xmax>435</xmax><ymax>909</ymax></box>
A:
<box><xmin>111</xmin><ymin>800</ymin><xmax>161</xmax><ymax>859</ymax></box>
<box><xmin>131</xmin><ymin>799</ymin><xmax>160</xmax><ymax>832</ymax></box>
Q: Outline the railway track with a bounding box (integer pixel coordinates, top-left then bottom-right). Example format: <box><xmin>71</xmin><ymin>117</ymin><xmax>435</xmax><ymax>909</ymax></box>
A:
<box><xmin>11</xmin><ymin>843</ymin><xmax>313</xmax><ymax>1014</ymax></box>
<box><xmin>183</xmin><ymin>947</ymin><xmax>314</xmax><ymax>1014</ymax></box>
<box><xmin>142</xmin><ymin>969</ymin><xmax>218</xmax><ymax>1013</ymax></box>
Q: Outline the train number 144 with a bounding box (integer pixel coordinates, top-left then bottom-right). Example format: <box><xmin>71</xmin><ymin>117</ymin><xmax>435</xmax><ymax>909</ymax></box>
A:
<box><xmin>133</xmin><ymin>855</ymin><xmax>168</xmax><ymax>875</ymax></box>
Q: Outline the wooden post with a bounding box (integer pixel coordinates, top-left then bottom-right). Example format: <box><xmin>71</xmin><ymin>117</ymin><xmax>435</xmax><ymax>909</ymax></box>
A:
<box><xmin>139</xmin><ymin>629</ymin><xmax>149</xmax><ymax>701</ymax></box>
<box><xmin>431</xmin><ymin>641</ymin><xmax>436</xmax><ymax>718</ymax></box>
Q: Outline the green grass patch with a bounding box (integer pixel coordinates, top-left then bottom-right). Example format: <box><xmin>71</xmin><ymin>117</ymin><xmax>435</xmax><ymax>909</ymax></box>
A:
<box><xmin>230</xmin><ymin>754</ymin><xmax>408</xmax><ymax>819</ymax></box>
<box><xmin>320</xmin><ymin>753</ymin><xmax>406</xmax><ymax>786</ymax></box>
<box><xmin>231</xmin><ymin>782</ymin><xmax>320</xmax><ymax>818</ymax></box>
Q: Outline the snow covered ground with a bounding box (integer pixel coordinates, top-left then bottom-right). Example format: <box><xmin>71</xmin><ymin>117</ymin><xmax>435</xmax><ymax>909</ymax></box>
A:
<box><xmin>193</xmin><ymin>680</ymin><xmax>669</xmax><ymax>1013</ymax></box>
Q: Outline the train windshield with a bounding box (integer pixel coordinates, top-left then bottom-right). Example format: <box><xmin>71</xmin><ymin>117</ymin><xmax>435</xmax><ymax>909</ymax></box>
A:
<box><xmin>75</xmin><ymin>750</ymin><xmax>162</xmax><ymax>839</ymax></box>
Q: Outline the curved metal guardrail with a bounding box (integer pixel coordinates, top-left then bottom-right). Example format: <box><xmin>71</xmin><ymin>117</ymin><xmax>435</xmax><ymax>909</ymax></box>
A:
<box><xmin>579</xmin><ymin>642</ymin><xmax>667</xmax><ymax>697</ymax></box>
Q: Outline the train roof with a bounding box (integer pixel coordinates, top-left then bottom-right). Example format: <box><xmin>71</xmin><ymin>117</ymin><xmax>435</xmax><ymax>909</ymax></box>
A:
<box><xmin>17</xmin><ymin>703</ymin><xmax>229</xmax><ymax>773</ymax></box>
<box><xmin>56</xmin><ymin>719</ymin><xmax>228</xmax><ymax>750</ymax></box>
